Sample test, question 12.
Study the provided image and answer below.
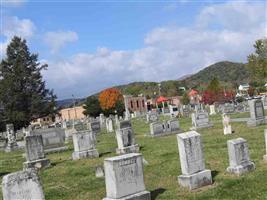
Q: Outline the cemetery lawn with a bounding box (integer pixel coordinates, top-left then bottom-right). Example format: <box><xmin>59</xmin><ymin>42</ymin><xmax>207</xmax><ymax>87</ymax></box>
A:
<box><xmin>0</xmin><ymin>111</ymin><xmax>267</xmax><ymax>200</ymax></box>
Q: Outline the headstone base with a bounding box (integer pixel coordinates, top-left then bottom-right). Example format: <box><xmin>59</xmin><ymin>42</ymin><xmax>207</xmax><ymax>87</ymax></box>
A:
<box><xmin>227</xmin><ymin>161</ymin><xmax>255</xmax><ymax>175</ymax></box>
<box><xmin>224</xmin><ymin>126</ymin><xmax>232</xmax><ymax>135</ymax></box>
<box><xmin>44</xmin><ymin>146</ymin><xmax>68</xmax><ymax>154</ymax></box>
<box><xmin>247</xmin><ymin>119</ymin><xmax>266</xmax><ymax>127</ymax></box>
<box><xmin>103</xmin><ymin>190</ymin><xmax>151</xmax><ymax>200</ymax></box>
<box><xmin>5</xmin><ymin>142</ymin><xmax>19</xmax><ymax>152</ymax></box>
<box><xmin>72</xmin><ymin>149</ymin><xmax>99</xmax><ymax>160</ymax></box>
<box><xmin>116</xmin><ymin>144</ymin><xmax>140</xmax><ymax>154</ymax></box>
<box><xmin>178</xmin><ymin>169</ymin><xmax>212</xmax><ymax>190</ymax></box>
<box><xmin>23</xmin><ymin>158</ymin><xmax>50</xmax><ymax>170</ymax></box>
<box><xmin>151</xmin><ymin>130</ymin><xmax>183</xmax><ymax>137</ymax></box>
<box><xmin>190</xmin><ymin>123</ymin><xmax>213</xmax><ymax>130</ymax></box>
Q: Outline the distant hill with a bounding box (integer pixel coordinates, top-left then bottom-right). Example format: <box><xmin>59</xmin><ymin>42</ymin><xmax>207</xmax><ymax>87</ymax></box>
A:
<box><xmin>57</xmin><ymin>61</ymin><xmax>250</xmax><ymax>107</ymax></box>
<box><xmin>182</xmin><ymin>61</ymin><xmax>249</xmax><ymax>88</ymax></box>
<box><xmin>56</xmin><ymin>98</ymin><xmax>85</xmax><ymax>109</ymax></box>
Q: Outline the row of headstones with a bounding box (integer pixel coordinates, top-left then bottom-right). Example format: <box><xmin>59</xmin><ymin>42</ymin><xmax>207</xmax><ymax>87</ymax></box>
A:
<box><xmin>4</xmin><ymin>128</ymin><xmax>267</xmax><ymax>200</ymax></box>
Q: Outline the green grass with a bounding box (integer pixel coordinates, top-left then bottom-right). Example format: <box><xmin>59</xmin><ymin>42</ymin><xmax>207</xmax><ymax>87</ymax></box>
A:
<box><xmin>1</xmin><ymin>112</ymin><xmax>267</xmax><ymax>200</ymax></box>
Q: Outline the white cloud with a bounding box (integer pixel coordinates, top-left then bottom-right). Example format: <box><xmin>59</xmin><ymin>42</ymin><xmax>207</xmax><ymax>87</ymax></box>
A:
<box><xmin>40</xmin><ymin>1</ymin><xmax>266</xmax><ymax>98</ymax></box>
<box><xmin>2</xmin><ymin>0</ymin><xmax>27</xmax><ymax>7</ymax></box>
<box><xmin>44</xmin><ymin>31</ymin><xmax>78</xmax><ymax>53</ymax></box>
<box><xmin>1</xmin><ymin>16</ymin><xmax>35</xmax><ymax>58</ymax></box>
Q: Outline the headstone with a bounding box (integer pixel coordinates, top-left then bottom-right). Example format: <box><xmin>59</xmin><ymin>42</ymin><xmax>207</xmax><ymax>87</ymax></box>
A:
<box><xmin>72</xmin><ymin>130</ymin><xmax>99</xmax><ymax>160</ymax></box>
<box><xmin>247</xmin><ymin>99</ymin><xmax>266</xmax><ymax>127</ymax></box>
<box><xmin>95</xmin><ymin>165</ymin><xmax>105</xmax><ymax>178</ymax></box>
<box><xmin>222</xmin><ymin>114</ymin><xmax>232</xmax><ymax>135</ymax></box>
<box><xmin>263</xmin><ymin>129</ymin><xmax>267</xmax><ymax>160</ymax></box>
<box><xmin>117</xmin><ymin>120</ymin><xmax>132</xmax><ymax>130</ymax></box>
<box><xmin>150</xmin><ymin>119</ymin><xmax>182</xmax><ymax>137</ymax></box>
<box><xmin>5</xmin><ymin>124</ymin><xmax>19</xmax><ymax>152</ymax></box>
<box><xmin>23</xmin><ymin>135</ymin><xmax>50</xmax><ymax>170</ymax></box>
<box><xmin>88</xmin><ymin>120</ymin><xmax>101</xmax><ymax>134</ymax></box>
<box><xmin>226</xmin><ymin>138</ymin><xmax>255</xmax><ymax>175</ymax></box>
<box><xmin>190</xmin><ymin>111</ymin><xmax>213</xmax><ymax>130</ymax></box>
<box><xmin>116</xmin><ymin>127</ymin><xmax>139</xmax><ymax>154</ymax></box>
<box><xmin>103</xmin><ymin>153</ymin><xmax>151</xmax><ymax>200</ymax></box>
<box><xmin>209</xmin><ymin>105</ymin><xmax>216</xmax><ymax>115</ymax></box>
<box><xmin>235</xmin><ymin>103</ymin><xmax>245</xmax><ymax>113</ymax></box>
<box><xmin>64</xmin><ymin>128</ymin><xmax>77</xmax><ymax>142</ymax></box>
<box><xmin>100</xmin><ymin>113</ymin><xmax>106</xmax><ymax>127</ymax></box>
<box><xmin>223</xmin><ymin>103</ymin><xmax>235</xmax><ymax>114</ymax></box>
<box><xmin>2</xmin><ymin>169</ymin><xmax>45</xmax><ymax>200</ymax></box>
<box><xmin>115</xmin><ymin>115</ymin><xmax>119</xmax><ymax>125</ymax></box>
<box><xmin>32</xmin><ymin>128</ymin><xmax>68</xmax><ymax>153</ymax></box>
<box><xmin>106</xmin><ymin>118</ymin><xmax>114</xmax><ymax>133</ymax></box>
<box><xmin>146</xmin><ymin>111</ymin><xmax>159</xmax><ymax>123</ymax></box>
<box><xmin>177</xmin><ymin>131</ymin><xmax>212</xmax><ymax>190</ymax></box>
<box><xmin>263</xmin><ymin>95</ymin><xmax>267</xmax><ymax>106</ymax></box>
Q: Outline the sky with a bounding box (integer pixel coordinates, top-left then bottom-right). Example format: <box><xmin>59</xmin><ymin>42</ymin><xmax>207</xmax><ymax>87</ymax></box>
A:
<box><xmin>0</xmin><ymin>0</ymin><xmax>266</xmax><ymax>99</ymax></box>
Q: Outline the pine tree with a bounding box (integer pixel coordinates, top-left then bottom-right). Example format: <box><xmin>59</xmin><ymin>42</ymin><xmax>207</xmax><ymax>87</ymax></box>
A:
<box><xmin>83</xmin><ymin>96</ymin><xmax>102</xmax><ymax>117</ymax></box>
<box><xmin>0</xmin><ymin>36</ymin><xmax>57</xmax><ymax>130</ymax></box>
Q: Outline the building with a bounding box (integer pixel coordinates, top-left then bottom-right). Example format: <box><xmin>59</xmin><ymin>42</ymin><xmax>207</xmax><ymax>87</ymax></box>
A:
<box><xmin>59</xmin><ymin>106</ymin><xmax>86</xmax><ymax>121</ymax></box>
<box><xmin>237</xmin><ymin>83</ymin><xmax>250</xmax><ymax>97</ymax></box>
<box><xmin>123</xmin><ymin>95</ymin><xmax>147</xmax><ymax>114</ymax></box>
<box><xmin>31</xmin><ymin>116</ymin><xmax>53</xmax><ymax>127</ymax></box>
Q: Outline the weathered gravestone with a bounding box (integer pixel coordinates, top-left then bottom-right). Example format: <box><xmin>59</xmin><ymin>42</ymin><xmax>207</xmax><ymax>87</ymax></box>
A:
<box><xmin>5</xmin><ymin>124</ymin><xmax>19</xmax><ymax>152</ymax></box>
<box><xmin>190</xmin><ymin>111</ymin><xmax>213</xmax><ymax>130</ymax></box>
<box><xmin>116</xmin><ymin>126</ymin><xmax>139</xmax><ymax>154</ymax></box>
<box><xmin>23</xmin><ymin>135</ymin><xmax>50</xmax><ymax>170</ymax></box>
<box><xmin>72</xmin><ymin>130</ymin><xmax>99</xmax><ymax>160</ymax></box>
<box><xmin>226</xmin><ymin>138</ymin><xmax>255</xmax><ymax>175</ymax></box>
<box><xmin>223</xmin><ymin>103</ymin><xmax>235</xmax><ymax>114</ymax></box>
<box><xmin>235</xmin><ymin>103</ymin><xmax>245</xmax><ymax>113</ymax></box>
<box><xmin>209</xmin><ymin>105</ymin><xmax>216</xmax><ymax>115</ymax></box>
<box><xmin>177</xmin><ymin>131</ymin><xmax>212</xmax><ymax>190</ymax></box>
<box><xmin>263</xmin><ymin>129</ymin><xmax>267</xmax><ymax>160</ymax></box>
<box><xmin>32</xmin><ymin>128</ymin><xmax>68</xmax><ymax>153</ymax></box>
<box><xmin>88</xmin><ymin>120</ymin><xmax>101</xmax><ymax>135</ymax></box>
<box><xmin>2</xmin><ymin>169</ymin><xmax>45</xmax><ymax>200</ymax></box>
<box><xmin>146</xmin><ymin>111</ymin><xmax>159</xmax><ymax>123</ymax></box>
<box><xmin>117</xmin><ymin>120</ymin><xmax>132</xmax><ymax>130</ymax></box>
<box><xmin>106</xmin><ymin>118</ymin><xmax>114</xmax><ymax>133</ymax></box>
<box><xmin>247</xmin><ymin>99</ymin><xmax>266</xmax><ymax>127</ymax></box>
<box><xmin>64</xmin><ymin>128</ymin><xmax>77</xmax><ymax>142</ymax></box>
<box><xmin>103</xmin><ymin>153</ymin><xmax>151</xmax><ymax>200</ymax></box>
<box><xmin>150</xmin><ymin>119</ymin><xmax>182</xmax><ymax>137</ymax></box>
<box><xmin>263</xmin><ymin>95</ymin><xmax>267</xmax><ymax>107</ymax></box>
<box><xmin>222</xmin><ymin>114</ymin><xmax>232</xmax><ymax>135</ymax></box>
<box><xmin>100</xmin><ymin>113</ymin><xmax>106</xmax><ymax>128</ymax></box>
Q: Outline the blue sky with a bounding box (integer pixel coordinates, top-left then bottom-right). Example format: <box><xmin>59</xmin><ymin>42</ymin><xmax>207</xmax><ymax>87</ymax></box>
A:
<box><xmin>1</xmin><ymin>0</ymin><xmax>266</xmax><ymax>99</ymax></box>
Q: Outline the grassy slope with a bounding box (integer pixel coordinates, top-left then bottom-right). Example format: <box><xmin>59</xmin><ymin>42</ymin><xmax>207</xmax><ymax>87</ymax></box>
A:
<box><xmin>0</xmin><ymin>111</ymin><xmax>267</xmax><ymax>200</ymax></box>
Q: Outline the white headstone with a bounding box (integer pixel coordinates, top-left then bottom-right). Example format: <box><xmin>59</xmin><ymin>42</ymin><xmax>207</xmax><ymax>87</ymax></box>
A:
<box><xmin>222</xmin><ymin>114</ymin><xmax>232</xmax><ymax>135</ymax></box>
<box><xmin>2</xmin><ymin>169</ymin><xmax>45</xmax><ymax>200</ymax></box>
<box><xmin>23</xmin><ymin>135</ymin><xmax>50</xmax><ymax>170</ymax></box>
<box><xmin>226</xmin><ymin>138</ymin><xmax>255</xmax><ymax>175</ymax></box>
<box><xmin>72</xmin><ymin>130</ymin><xmax>99</xmax><ymax>160</ymax></box>
<box><xmin>177</xmin><ymin>131</ymin><xmax>212</xmax><ymax>190</ymax></box>
<box><xmin>103</xmin><ymin>153</ymin><xmax>150</xmax><ymax>200</ymax></box>
<box><xmin>115</xmin><ymin>127</ymin><xmax>139</xmax><ymax>154</ymax></box>
<box><xmin>247</xmin><ymin>99</ymin><xmax>266</xmax><ymax>127</ymax></box>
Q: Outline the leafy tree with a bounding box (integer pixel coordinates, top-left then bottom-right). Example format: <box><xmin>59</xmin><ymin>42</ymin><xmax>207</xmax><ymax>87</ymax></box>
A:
<box><xmin>0</xmin><ymin>36</ymin><xmax>56</xmax><ymax>130</ymax></box>
<box><xmin>207</xmin><ymin>77</ymin><xmax>221</xmax><ymax>92</ymax></box>
<box><xmin>83</xmin><ymin>96</ymin><xmax>102</xmax><ymax>117</ymax></box>
<box><xmin>181</xmin><ymin>92</ymin><xmax>190</xmax><ymax>105</ymax></box>
<box><xmin>247</xmin><ymin>39</ymin><xmax>267</xmax><ymax>84</ymax></box>
<box><xmin>98</xmin><ymin>88</ymin><xmax>124</xmax><ymax>116</ymax></box>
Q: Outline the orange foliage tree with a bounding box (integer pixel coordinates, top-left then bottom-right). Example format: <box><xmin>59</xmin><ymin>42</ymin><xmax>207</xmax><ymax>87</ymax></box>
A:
<box><xmin>98</xmin><ymin>88</ymin><xmax>124</xmax><ymax>115</ymax></box>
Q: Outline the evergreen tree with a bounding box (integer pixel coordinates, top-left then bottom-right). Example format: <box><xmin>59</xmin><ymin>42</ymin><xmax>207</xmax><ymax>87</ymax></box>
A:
<box><xmin>207</xmin><ymin>77</ymin><xmax>221</xmax><ymax>92</ymax></box>
<box><xmin>83</xmin><ymin>96</ymin><xmax>102</xmax><ymax>117</ymax></box>
<box><xmin>0</xmin><ymin>36</ymin><xmax>56</xmax><ymax>130</ymax></box>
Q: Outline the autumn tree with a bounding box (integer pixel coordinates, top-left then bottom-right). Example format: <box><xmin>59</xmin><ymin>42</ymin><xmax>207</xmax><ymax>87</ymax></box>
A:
<box><xmin>99</xmin><ymin>88</ymin><xmax>124</xmax><ymax>116</ymax></box>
